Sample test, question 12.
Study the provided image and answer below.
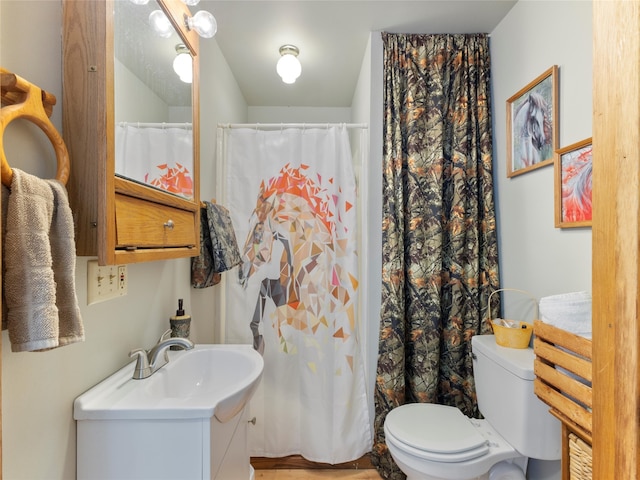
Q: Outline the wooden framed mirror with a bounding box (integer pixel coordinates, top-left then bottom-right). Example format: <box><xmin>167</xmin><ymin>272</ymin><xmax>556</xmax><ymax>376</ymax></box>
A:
<box><xmin>63</xmin><ymin>0</ymin><xmax>201</xmax><ymax>265</ymax></box>
<box><xmin>113</xmin><ymin>0</ymin><xmax>195</xmax><ymax>200</ymax></box>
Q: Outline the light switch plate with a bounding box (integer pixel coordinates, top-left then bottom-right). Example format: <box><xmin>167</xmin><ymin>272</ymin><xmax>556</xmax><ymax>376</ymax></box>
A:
<box><xmin>87</xmin><ymin>260</ymin><xmax>127</xmax><ymax>305</ymax></box>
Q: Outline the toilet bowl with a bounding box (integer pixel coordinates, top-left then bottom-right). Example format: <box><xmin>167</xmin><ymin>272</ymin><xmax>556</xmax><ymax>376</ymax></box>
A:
<box><xmin>384</xmin><ymin>403</ymin><xmax>526</xmax><ymax>480</ymax></box>
<box><xmin>488</xmin><ymin>461</ymin><xmax>527</xmax><ymax>480</ymax></box>
<box><xmin>383</xmin><ymin>335</ymin><xmax>560</xmax><ymax>480</ymax></box>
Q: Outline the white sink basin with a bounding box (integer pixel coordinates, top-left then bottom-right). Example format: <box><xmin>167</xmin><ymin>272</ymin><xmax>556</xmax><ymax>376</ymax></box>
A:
<box><xmin>74</xmin><ymin>344</ymin><xmax>263</xmax><ymax>423</ymax></box>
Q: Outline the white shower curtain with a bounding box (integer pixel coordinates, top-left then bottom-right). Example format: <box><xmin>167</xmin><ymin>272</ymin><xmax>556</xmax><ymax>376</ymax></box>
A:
<box><xmin>115</xmin><ymin>123</ymin><xmax>193</xmax><ymax>198</ymax></box>
<box><xmin>222</xmin><ymin>125</ymin><xmax>372</xmax><ymax>464</ymax></box>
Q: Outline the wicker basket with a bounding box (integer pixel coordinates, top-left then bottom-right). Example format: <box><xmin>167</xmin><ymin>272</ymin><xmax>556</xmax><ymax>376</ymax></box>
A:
<box><xmin>488</xmin><ymin>288</ymin><xmax>537</xmax><ymax>349</ymax></box>
<box><xmin>569</xmin><ymin>433</ymin><xmax>592</xmax><ymax>480</ymax></box>
<box><xmin>491</xmin><ymin>320</ymin><xmax>533</xmax><ymax>348</ymax></box>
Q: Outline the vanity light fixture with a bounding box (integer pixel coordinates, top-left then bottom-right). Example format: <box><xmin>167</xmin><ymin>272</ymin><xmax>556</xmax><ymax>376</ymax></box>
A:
<box><xmin>149</xmin><ymin>9</ymin><xmax>174</xmax><ymax>38</ymax></box>
<box><xmin>173</xmin><ymin>44</ymin><xmax>192</xmax><ymax>83</ymax></box>
<box><xmin>183</xmin><ymin>10</ymin><xmax>217</xmax><ymax>38</ymax></box>
<box><xmin>276</xmin><ymin>45</ymin><xmax>302</xmax><ymax>84</ymax></box>
<box><xmin>150</xmin><ymin>8</ymin><xmax>217</xmax><ymax>40</ymax></box>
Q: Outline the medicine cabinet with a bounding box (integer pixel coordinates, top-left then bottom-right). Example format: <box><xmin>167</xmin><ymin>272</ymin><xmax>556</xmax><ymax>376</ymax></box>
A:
<box><xmin>62</xmin><ymin>0</ymin><xmax>200</xmax><ymax>265</ymax></box>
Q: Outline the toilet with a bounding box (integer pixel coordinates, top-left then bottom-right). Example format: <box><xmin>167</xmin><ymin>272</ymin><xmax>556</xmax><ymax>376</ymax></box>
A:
<box><xmin>384</xmin><ymin>334</ymin><xmax>561</xmax><ymax>480</ymax></box>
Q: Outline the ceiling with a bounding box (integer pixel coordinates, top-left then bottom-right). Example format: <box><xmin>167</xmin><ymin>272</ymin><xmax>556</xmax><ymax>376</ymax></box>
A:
<box><xmin>197</xmin><ymin>0</ymin><xmax>518</xmax><ymax>108</ymax></box>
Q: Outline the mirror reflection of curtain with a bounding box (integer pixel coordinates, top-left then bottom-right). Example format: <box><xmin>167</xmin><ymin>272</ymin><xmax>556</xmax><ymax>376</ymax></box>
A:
<box><xmin>115</xmin><ymin>124</ymin><xmax>193</xmax><ymax>199</ymax></box>
<box><xmin>372</xmin><ymin>33</ymin><xmax>501</xmax><ymax>479</ymax></box>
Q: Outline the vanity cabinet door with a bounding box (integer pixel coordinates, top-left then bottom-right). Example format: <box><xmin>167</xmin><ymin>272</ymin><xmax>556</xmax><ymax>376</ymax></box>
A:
<box><xmin>62</xmin><ymin>0</ymin><xmax>201</xmax><ymax>266</ymax></box>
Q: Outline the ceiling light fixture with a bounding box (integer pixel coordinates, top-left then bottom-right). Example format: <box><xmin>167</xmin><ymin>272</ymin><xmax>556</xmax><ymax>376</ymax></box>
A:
<box><xmin>173</xmin><ymin>44</ymin><xmax>193</xmax><ymax>83</ymax></box>
<box><xmin>276</xmin><ymin>45</ymin><xmax>301</xmax><ymax>84</ymax></box>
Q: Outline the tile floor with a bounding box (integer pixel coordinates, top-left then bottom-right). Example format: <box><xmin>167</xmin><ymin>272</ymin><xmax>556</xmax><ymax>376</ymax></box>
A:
<box><xmin>254</xmin><ymin>469</ymin><xmax>383</xmax><ymax>479</ymax></box>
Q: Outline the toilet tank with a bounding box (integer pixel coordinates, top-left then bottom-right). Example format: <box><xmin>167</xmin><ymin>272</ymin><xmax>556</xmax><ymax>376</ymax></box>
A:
<box><xmin>471</xmin><ymin>335</ymin><xmax>560</xmax><ymax>460</ymax></box>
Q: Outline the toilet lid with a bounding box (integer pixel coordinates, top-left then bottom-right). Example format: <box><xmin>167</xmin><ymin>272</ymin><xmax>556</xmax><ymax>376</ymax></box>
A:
<box><xmin>385</xmin><ymin>403</ymin><xmax>489</xmax><ymax>462</ymax></box>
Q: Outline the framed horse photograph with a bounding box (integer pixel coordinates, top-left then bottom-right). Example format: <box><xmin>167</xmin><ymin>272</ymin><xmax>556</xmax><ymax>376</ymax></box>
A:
<box><xmin>506</xmin><ymin>65</ymin><xmax>559</xmax><ymax>178</ymax></box>
<box><xmin>554</xmin><ymin>137</ymin><xmax>592</xmax><ymax>228</ymax></box>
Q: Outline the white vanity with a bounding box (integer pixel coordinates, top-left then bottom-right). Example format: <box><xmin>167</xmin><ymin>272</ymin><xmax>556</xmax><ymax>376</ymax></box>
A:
<box><xmin>74</xmin><ymin>345</ymin><xmax>263</xmax><ymax>479</ymax></box>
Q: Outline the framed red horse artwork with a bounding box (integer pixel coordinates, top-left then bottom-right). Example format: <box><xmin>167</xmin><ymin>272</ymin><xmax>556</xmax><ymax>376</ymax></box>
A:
<box><xmin>554</xmin><ymin>137</ymin><xmax>593</xmax><ymax>228</ymax></box>
<box><xmin>506</xmin><ymin>65</ymin><xmax>559</xmax><ymax>178</ymax></box>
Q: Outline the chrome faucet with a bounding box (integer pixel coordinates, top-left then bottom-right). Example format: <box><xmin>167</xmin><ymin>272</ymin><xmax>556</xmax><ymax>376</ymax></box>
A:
<box><xmin>128</xmin><ymin>329</ymin><xmax>194</xmax><ymax>380</ymax></box>
<box><xmin>148</xmin><ymin>336</ymin><xmax>194</xmax><ymax>367</ymax></box>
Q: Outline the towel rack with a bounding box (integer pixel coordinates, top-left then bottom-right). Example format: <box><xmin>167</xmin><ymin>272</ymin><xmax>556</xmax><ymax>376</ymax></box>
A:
<box><xmin>0</xmin><ymin>67</ymin><xmax>70</xmax><ymax>187</ymax></box>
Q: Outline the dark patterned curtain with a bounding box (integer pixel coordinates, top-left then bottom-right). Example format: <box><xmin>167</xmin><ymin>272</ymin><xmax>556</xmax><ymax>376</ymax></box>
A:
<box><xmin>371</xmin><ymin>33</ymin><xmax>500</xmax><ymax>479</ymax></box>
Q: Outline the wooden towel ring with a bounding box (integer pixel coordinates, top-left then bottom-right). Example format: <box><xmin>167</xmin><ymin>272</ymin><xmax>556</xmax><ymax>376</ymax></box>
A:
<box><xmin>0</xmin><ymin>68</ymin><xmax>70</xmax><ymax>187</ymax></box>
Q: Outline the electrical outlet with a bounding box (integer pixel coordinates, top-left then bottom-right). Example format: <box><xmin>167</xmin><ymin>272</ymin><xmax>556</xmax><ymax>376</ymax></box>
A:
<box><xmin>87</xmin><ymin>260</ymin><xmax>127</xmax><ymax>305</ymax></box>
<box><xmin>118</xmin><ymin>265</ymin><xmax>128</xmax><ymax>295</ymax></box>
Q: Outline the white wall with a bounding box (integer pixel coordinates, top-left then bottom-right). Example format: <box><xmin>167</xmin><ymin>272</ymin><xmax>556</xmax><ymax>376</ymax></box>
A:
<box><xmin>351</xmin><ymin>32</ymin><xmax>384</xmax><ymax>434</ymax></box>
<box><xmin>191</xmin><ymin>32</ymin><xmax>249</xmax><ymax>344</ymax></box>
<box><xmin>351</xmin><ymin>36</ymin><xmax>372</xmax><ymax>126</ymax></box>
<box><xmin>491</xmin><ymin>1</ymin><xmax>592</xmax><ymax>304</ymax></box>
<box><xmin>113</xmin><ymin>61</ymin><xmax>191</xmax><ymax>123</ymax></box>
<box><xmin>114</xmin><ymin>59</ymin><xmax>169</xmax><ymax>123</ymax></box>
<box><xmin>0</xmin><ymin>1</ymin><xmax>246</xmax><ymax>478</ymax></box>
<box><xmin>248</xmin><ymin>106</ymin><xmax>351</xmax><ymax>124</ymax></box>
<box><xmin>490</xmin><ymin>2</ymin><xmax>592</xmax><ymax>479</ymax></box>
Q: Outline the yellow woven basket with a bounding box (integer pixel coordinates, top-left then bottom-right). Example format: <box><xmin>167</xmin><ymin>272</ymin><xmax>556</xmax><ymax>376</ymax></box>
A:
<box><xmin>489</xmin><ymin>289</ymin><xmax>537</xmax><ymax>349</ymax></box>
<box><xmin>491</xmin><ymin>320</ymin><xmax>533</xmax><ymax>349</ymax></box>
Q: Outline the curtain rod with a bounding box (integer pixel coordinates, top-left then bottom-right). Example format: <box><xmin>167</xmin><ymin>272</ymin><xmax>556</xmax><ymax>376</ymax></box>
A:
<box><xmin>118</xmin><ymin>122</ymin><xmax>192</xmax><ymax>129</ymax></box>
<box><xmin>218</xmin><ymin>123</ymin><xmax>368</xmax><ymax>130</ymax></box>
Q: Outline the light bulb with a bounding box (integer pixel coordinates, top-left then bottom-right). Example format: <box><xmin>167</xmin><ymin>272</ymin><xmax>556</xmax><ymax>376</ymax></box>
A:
<box><xmin>129</xmin><ymin>0</ymin><xmax>150</xmax><ymax>4</ymax></box>
<box><xmin>182</xmin><ymin>0</ymin><xmax>200</xmax><ymax>5</ymax></box>
<box><xmin>173</xmin><ymin>44</ymin><xmax>193</xmax><ymax>84</ymax></box>
<box><xmin>276</xmin><ymin>46</ymin><xmax>302</xmax><ymax>84</ymax></box>
<box><xmin>149</xmin><ymin>10</ymin><xmax>173</xmax><ymax>38</ymax></box>
<box><xmin>186</xmin><ymin>10</ymin><xmax>217</xmax><ymax>38</ymax></box>
<box><xmin>173</xmin><ymin>53</ymin><xmax>192</xmax><ymax>83</ymax></box>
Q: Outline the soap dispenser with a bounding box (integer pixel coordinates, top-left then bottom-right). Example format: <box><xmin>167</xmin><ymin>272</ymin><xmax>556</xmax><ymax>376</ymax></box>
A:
<box><xmin>169</xmin><ymin>299</ymin><xmax>191</xmax><ymax>349</ymax></box>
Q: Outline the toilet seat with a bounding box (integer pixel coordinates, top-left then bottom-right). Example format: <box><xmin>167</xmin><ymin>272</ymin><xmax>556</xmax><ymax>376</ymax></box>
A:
<box><xmin>385</xmin><ymin>403</ymin><xmax>490</xmax><ymax>463</ymax></box>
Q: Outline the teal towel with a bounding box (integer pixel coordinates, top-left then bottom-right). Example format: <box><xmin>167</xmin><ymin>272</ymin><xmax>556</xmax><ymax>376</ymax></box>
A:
<box><xmin>191</xmin><ymin>201</ymin><xmax>241</xmax><ymax>288</ymax></box>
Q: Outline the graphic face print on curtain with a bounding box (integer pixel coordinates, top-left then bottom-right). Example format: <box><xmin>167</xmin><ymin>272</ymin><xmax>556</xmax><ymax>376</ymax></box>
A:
<box><xmin>238</xmin><ymin>164</ymin><xmax>355</xmax><ymax>355</ymax></box>
<box><xmin>371</xmin><ymin>33</ymin><xmax>501</xmax><ymax>479</ymax></box>
<box><xmin>224</xmin><ymin>126</ymin><xmax>371</xmax><ymax>464</ymax></box>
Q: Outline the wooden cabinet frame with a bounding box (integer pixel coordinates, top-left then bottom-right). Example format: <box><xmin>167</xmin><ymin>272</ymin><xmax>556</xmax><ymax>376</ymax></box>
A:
<box><xmin>592</xmin><ymin>1</ymin><xmax>640</xmax><ymax>478</ymax></box>
<box><xmin>62</xmin><ymin>0</ymin><xmax>201</xmax><ymax>265</ymax></box>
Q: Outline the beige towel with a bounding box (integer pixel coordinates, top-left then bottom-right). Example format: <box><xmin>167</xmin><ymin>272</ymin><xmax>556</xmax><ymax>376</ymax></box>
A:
<box><xmin>2</xmin><ymin>168</ymin><xmax>84</xmax><ymax>352</ymax></box>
